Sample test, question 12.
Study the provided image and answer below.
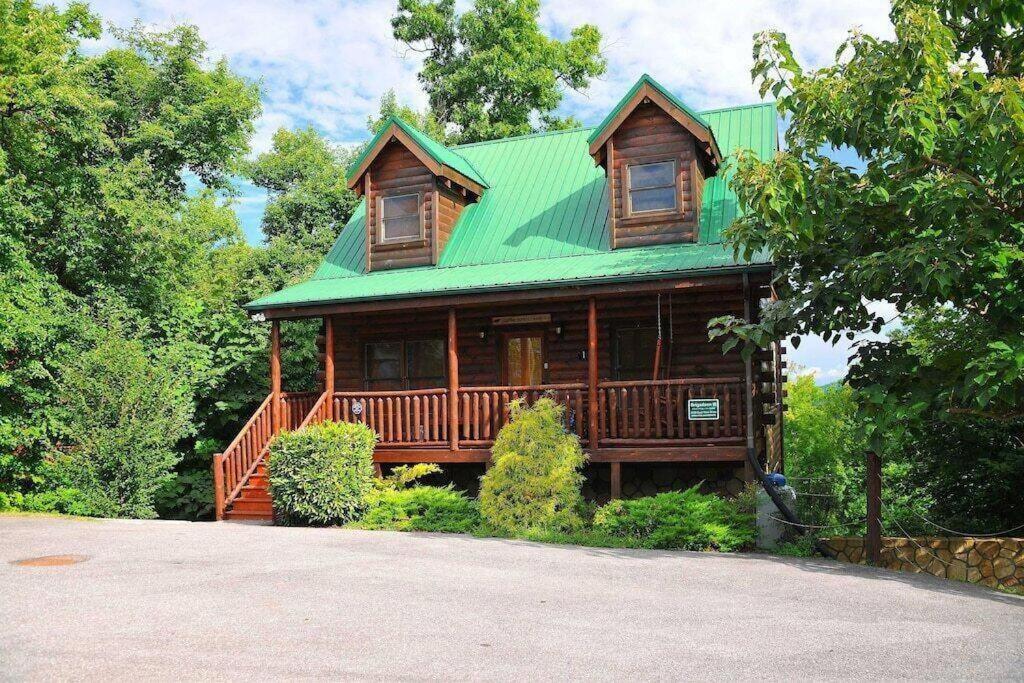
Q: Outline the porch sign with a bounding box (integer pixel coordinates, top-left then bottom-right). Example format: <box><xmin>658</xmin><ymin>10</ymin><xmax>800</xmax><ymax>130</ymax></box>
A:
<box><xmin>687</xmin><ymin>398</ymin><xmax>720</xmax><ymax>421</ymax></box>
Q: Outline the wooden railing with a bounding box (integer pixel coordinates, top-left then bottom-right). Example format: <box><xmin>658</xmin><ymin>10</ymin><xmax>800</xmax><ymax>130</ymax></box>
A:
<box><xmin>297</xmin><ymin>391</ymin><xmax>330</xmax><ymax>431</ymax></box>
<box><xmin>213</xmin><ymin>393</ymin><xmax>274</xmax><ymax>519</ymax></box>
<box><xmin>457</xmin><ymin>383</ymin><xmax>587</xmax><ymax>446</ymax></box>
<box><xmin>280</xmin><ymin>391</ymin><xmax>320</xmax><ymax>430</ymax></box>
<box><xmin>332</xmin><ymin>388</ymin><xmax>449</xmax><ymax>446</ymax></box>
<box><xmin>596</xmin><ymin>377</ymin><xmax>746</xmax><ymax>446</ymax></box>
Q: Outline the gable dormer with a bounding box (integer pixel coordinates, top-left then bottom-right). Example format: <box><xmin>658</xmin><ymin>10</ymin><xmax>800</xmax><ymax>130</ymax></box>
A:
<box><xmin>347</xmin><ymin>117</ymin><xmax>486</xmax><ymax>271</ymax></box>
<box><xmin>589</xmin><ymin>75</ymin><xmax>722</xmax><ymax>249</ymax></box>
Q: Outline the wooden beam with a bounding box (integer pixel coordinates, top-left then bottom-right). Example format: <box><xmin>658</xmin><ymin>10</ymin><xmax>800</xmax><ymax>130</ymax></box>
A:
<box><xmin>743</xmin><ymin>273</ymin><xmax>756</xmax><ymax>481</ymax></box>
<box><xmin>587</xmin><ymin>297</ymin><xmax>599</xmax><ymax>447</ymax></box>
<box><xmin>374</xmin><ymin>448</ymin><xmax>490</xmax><ymax>463</ymax></box>
<box><xmin>866</xmin><ymin>451</ymin><xmax>882</xmax><ymax>565</ymax></box>
<box><xmin>447</xmin><ymin>308</ymin><xmax>460</xmax><ymax>452</ymax></box>
<box><xmin>371</xmin><ymin>446</ymin><xmax>746</xmax><ymax>464</ymax></box>
<box><xmin>270</xmin><ymin>320</ymin><xmax>282</xmax><ymax>434</ymax></box>
<box><xmin>253</xmin><ymin>271</ymin><xmax>770</xmax><ymax>320</ymax></box>
<box><xmin>324</xmin><ymin>316</ymin><xmax>335</xmax><ymax>421</ymax></box>
<box><xmin>610</xmin><ymin>462</ymin><xmax>622</xmax><ymax>499</ymax></box>
<box><xmin>212</xmin><ymin>453</ymin><xmax>225</xmax><ymax>521</ymax></box>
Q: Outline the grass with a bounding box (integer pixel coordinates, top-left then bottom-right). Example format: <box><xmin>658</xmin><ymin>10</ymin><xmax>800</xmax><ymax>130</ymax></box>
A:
<box><xmin>0</xmin><ymin>510</ymin><xmax>97</xmax><ymax>521</ymax></box>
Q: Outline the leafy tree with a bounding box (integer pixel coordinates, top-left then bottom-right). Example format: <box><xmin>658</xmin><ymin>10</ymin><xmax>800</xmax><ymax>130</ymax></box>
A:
<box><xmin>392</xmin><ymin>0</ymin><xmax>605</xmax><ymax>143</ymax></box>
<box><xmin>713</xmin><ymin>0</ymin><xmax>1024</xmax><ymax>438</ymax></box>
<box><xmin>366</xmin><ymin>89</ymin><xmax>447</xmax><ymax>140</ymax></box>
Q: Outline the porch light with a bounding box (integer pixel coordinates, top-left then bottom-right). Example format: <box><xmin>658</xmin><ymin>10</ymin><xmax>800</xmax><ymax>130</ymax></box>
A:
<box><xmin>479</xmin><ymin>328</ymin><xmax>489</xmax><ymax>342</ymax></box>
<box><xmin>555</xmin><ymin>324</ymin><xmax>564</xmax><ymax>340</ymax></box>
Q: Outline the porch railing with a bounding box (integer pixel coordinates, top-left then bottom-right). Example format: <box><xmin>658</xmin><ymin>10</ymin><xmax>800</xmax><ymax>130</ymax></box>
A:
<box><xmin>332</xmin><ymin>388</ymin><xmax>449</xmax><ymax>446</ymax></box>
<box><xmin>280</xmin><ymin>391</ymin><xmax>321</xmax><ymax>430</ymax></box>
<box><xmin>596</xmin><ymin>377</ymin><xmax>746</xmax><ymax>446</ymax></box>
<box><xmin>213</xmin><ymin>393</ymin><xmax>274</xmax><ymax>519</ymax></box>
<box><xmin>456</xmin><ymin>383</ymin><xmax>587</xmax><ymax>447</ymax></box>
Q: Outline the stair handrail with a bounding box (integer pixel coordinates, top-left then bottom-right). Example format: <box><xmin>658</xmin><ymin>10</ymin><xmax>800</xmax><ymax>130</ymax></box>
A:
<box><xmin>296</xmin><ymin>391</ymin><xmax>330</xmax><ymax>431</ymax></box>
<box><xmin>213</xmin><ymin>393</ymin><xmax>273</xmax><ymax>520</ymax></box>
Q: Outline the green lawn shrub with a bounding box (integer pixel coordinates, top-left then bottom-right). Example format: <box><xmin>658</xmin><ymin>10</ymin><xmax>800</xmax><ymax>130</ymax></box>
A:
<box><xmin>355</xmin><ymin>464</ymin><xmax>480</xmax><ymax>533</ymax></box>
<box><xmin>479</xmin><ymin>397</ymin><xmax>586</xmax><ymax>534</ymax></box>
<box><xmin>268</xmin><ymin>421</ymin><xmax>376</xmax><ymax>526</ymax></box>
<box><xmin>593</xmin><ymin>484</ymin><xmax>755</xmax><ymax>551</ymax></box>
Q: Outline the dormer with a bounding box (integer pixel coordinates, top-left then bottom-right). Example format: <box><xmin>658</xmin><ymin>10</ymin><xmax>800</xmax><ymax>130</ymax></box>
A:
<box><xmin>589</xmin><ymin>75</ymin><xmax>722</xmax><ymax>249</ymax></box>
<box><xmin>347</xmin><ymin>117</ymin><xmax>487</xmax><ymax>271</ymax></box>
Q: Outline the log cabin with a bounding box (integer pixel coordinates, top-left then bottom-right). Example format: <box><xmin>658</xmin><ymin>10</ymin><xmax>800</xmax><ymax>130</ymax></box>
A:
<box><xmin>215</xmin><ymin>74</ymin><xmax>785</xmax><ymax>521</ymax></box>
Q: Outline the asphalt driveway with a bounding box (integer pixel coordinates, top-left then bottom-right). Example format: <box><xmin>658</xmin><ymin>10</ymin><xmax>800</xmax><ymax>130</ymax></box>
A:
<box><xmin>1</xmin><ymin>516</ymin><xmax>1021</xmax><ymax>681</ymax></box>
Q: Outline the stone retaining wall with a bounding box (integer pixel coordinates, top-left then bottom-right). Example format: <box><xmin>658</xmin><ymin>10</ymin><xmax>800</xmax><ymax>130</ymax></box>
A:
<box><xmin>822</xmin><ymin>536</ymin><xmax>1024</xmax><ymax>590</ymax></box>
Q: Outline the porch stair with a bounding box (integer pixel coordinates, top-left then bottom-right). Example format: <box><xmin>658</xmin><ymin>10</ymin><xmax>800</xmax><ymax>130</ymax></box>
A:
<box><xmin>214</xmin><ymin>391</ymin><xmax>330</xmax><ymax>523</ymax></box>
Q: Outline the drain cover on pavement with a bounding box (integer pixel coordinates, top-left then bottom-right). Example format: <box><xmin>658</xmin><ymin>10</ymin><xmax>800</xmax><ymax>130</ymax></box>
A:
<box><xmin>10</xmin><ymin>554</ymin><xmax>89</xmax><ymax>567</ymax></box>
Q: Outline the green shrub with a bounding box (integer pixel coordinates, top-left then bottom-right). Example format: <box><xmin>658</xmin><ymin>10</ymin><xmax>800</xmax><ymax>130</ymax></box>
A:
<box><xmin>268</xmin><ymin>421</ymin><xmax>376</xmax><ymax>526</ymax></box>
<box><xmin>358</xmin><ymin>486</ymin><xmax>480</xmax><ymax>533</ymax></box>
<box><xmin>54</xmin><ymin>325</ymin><xmax>195</xmax><ymax>519</ymax></box>
<box><xmin>155</xmin><ymin>467</ymin><xmax>214</xmax><ymax>520</ymax></box>
<box><xmin>593</xmin><ymin>485</ymin><xmax>755</xmax><ymax>551</ymax></box>
<box><xmin>15</xmin><ymin>487</ymin><xmax>111</xmax><ymax>517</ymax></box>
<box><xmin>479</xmin><ymin>397</ymin><xmax>586</xmax><ymax>534</ymax></box>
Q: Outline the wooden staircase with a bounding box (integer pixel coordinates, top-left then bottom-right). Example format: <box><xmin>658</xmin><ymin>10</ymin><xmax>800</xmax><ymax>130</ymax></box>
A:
<box><xmin>214</xmin><ymin>391</ymin><xmax>330</xmax><ymax>523</ymax></box>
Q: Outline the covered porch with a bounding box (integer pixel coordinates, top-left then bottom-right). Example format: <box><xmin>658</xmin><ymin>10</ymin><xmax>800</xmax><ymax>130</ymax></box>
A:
<box><xmin>214</xmin><ymin>273</ymin><xmax>781</xmax><ymax>519</ymax></box>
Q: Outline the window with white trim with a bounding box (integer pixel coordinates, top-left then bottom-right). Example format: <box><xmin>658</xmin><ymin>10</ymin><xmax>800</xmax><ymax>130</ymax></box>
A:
<box><xmin>379</xmin><ymin>193</ymin><xmax>422</xmax><ymax>242</ymax></box>
<box><xmin>626</xmin><ymin>160</ymin><xmax>677</xmax><ymax>214</ymax></box>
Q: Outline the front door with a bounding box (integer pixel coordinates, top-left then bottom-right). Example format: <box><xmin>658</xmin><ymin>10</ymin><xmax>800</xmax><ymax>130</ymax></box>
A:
<box><xmin>503</xmin><ymin>334</ymin><xmax>543</xmax><ymax>386</ymax></box>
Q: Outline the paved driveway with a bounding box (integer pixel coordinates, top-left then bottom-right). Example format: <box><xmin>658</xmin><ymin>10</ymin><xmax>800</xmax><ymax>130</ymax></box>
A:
<box><xmin>1</xmin><ymin>516</ymin><xmax>1021</xmax><ymax>681</ymax></box>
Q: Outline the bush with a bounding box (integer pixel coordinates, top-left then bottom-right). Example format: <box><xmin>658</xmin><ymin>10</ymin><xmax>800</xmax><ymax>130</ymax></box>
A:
<box><xmin>54</xmin><ymin>327</ymin><xmax>194</xmax><ymax>519</ymax></box>
<box><xmin>12</xmin><ymin>487</ymin><xmax>111</xmax><ymax>517</ymax></box>
<box><xmin>358</xmin><ymin>486</ymin><xmax>480</xmax><ymax>533</ymax></box>
<box><xmin>479</xmin><ymin>397</ymin><xmax>586</xmax><ymax>534</ymax></box>
<box><xmin>593</xmin><ymin>485</ymin><xmax>755</xmax><ymax>551</ymax></box>
<box><xmin>155</xmin><ymin>467</ymin><xmax>214</xmax><ymax>520</ymax></box>
<box><xmin>269</xmin><ymin>421</ymin><xmax>376</xmax><ymax>525</ymax></box>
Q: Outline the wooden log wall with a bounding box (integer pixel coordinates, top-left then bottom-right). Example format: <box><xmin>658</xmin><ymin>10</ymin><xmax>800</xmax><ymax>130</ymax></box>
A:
<box><xmin>318</xmin><ymin>284</ymin><xmax>769</xmax><ymax>393</ymax></box>
<box><xmin>366</xmin><ymin>140</ymin><xmax>435</xmax><ymax>271</ymax></box>
<box><xmin>609</xmin><ymin>101</ymin><xmax>704</xmax><ymax>248</ymax></box>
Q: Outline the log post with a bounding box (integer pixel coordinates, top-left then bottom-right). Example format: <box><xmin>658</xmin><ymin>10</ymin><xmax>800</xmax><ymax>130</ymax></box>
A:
<box><xmin>270</xmin><ymin>320</ymin><xmax>282</xmax><ymax>434</ymax></box>
<box><xmin>742</xmin><ymin>274</ymin><xmax>756</xmax><ymax>482</ymax></box>
<box><xmin>324</xmin><ymin>316</ymin><xmax>335</xmax><ymax>421</ymax></box>
<box><xmin>212</xmin><ymin>453</ymin><xmax>225</xmax><ymax>521</ymax></box>
<box><xmin>610</xmin><ymin>462</ymin><xmax>621</xmax><ymax>500</ymax></box>
<box><xmin>447</xmin><ymin>308</ymin><xmax>460</xmax><ymax>452</ymax></box>
<box><xmin>866</xmin><ymin>450</ymin><xmax>883</xmax><ymax>565</ymax></box>
<box><xmin>587</xmin><ymin>297</ymin><xmax>599</xmax><ymax>448</ymax></box>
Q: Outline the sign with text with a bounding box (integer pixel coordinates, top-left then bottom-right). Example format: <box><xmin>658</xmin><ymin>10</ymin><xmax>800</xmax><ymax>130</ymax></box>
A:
<box><xmin>687</xmin><ymin>398</ymin><xmax>720</xmax><ymax>421</ymax></box>
<box><xmin>491</xmin><ymin>314</ymin><xmax>552</xmax><ymax>326</ymax></box>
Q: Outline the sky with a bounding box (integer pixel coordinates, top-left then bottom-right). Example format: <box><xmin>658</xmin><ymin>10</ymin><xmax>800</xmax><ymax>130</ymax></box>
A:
<box><xmin>80</xmin><ymin>0</ymin><xmax>897</xmax><ymax>382</ymax></box>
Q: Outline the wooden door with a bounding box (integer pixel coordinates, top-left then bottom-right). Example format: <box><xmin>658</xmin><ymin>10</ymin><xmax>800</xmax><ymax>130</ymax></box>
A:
<box><xmin>502</xmin><ymin>334</ymin><xmax>543</xmax><ymax>386</ymax></box>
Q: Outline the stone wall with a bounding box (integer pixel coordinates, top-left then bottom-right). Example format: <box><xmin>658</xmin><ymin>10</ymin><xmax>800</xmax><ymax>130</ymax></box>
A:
<box><xmin>822</xmin><ymin>536</ymin><xmax>1024</xmax><ymax>590</ymax></box>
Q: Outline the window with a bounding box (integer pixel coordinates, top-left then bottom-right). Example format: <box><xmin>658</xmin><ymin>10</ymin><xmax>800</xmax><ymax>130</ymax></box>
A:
<box><xmin>626</xmin><ymin>160</ymin><xmax>677</xmax><ymax>214</ymax></box>
<box><xmin>613</xmin><ymin>327</ymin><xmax>658</xmax><ymax>380</ymax></box>
<box><xmin>365</xmin><ymin>339</ymin><xmax>445</xmax><ymax>390</ymax></box>
<box><xmin>379</xmin><ymin>193</ymin><xmax>421</xmax><ymax>242</ymax></box>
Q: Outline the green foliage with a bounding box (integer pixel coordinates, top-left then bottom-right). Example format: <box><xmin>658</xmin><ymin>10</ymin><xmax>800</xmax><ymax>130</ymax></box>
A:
<box><xmin>392</xmin><ymin>0</ymin><xmax>605</xmax><ymax>143</ymax></box>
<box><xmin>268</xmin><ymin>421</ymin><xmax>377</xmax><ymax>526</ymax></box>
<box><xmin>53</xmin><ymin>319</ymin><xmax>195</xmax><ymax>519</ymax></box>
<box><xmin>357</xmin><ymin>486</ymin><xmax>480</xmax><ymax>533</ymax></box>
<box><xmin>366</xmin><ymin>89</ymin><xmax>447</xmax><ymax>141</ymax></box>
<box><xmin>154</xmin><ymin>467</ymin><xmax>214</xmax><ymax>521</ymax></box>
<box><xmin>713</xmin><ymin>1</ymin><xmax>1024</xmax><ymax>439</ymax></box>
<box><xmin>593</xmin><ymin>486</ymin><xmax>755</xmax><ymax>551</ymax></box>
<box><xmin>479</xmin><ymin>398</ymin><xmax>586</xmax><ymax>534</ymax></box>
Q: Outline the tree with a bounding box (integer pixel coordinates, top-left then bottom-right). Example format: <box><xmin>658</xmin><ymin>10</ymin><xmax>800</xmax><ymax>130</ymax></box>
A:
<box><xmin>366</xmin><ymin>89</ymin><xmax>446</xmax><ymax>140</ymax></box>
<box><xmin>714</xmin><ymin>0</ymin><xmax>1024</xmax><ymax>438</ymax></box>
<box><xmin>392</xmin><ymin>0</ymin><xmax>605</xmax><ymax>143</ymax></box>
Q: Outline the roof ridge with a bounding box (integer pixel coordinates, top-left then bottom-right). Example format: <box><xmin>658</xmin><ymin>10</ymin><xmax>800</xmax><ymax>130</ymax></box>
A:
<box><xmin>453</xmin><ymin>125</ymin><xmax>593</xmax><ymax>149</ymax></box>
<box><xmin>700</xmin><ymin>101</ymin><xmax>777</xmax><ymax>114</ymax></box>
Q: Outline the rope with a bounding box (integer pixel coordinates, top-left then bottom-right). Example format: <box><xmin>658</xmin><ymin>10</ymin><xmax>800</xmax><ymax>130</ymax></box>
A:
<box><xmin>903</xmin><ymin>509</ymin><xmax>1024</xmax><ymax>538</ymax></box>
<box><xmin>793</xmin><ymin>490</ymin><xmax>840</xmax><ymax>498</ymax></box>
<box><xmin>885</xmin><ymin>509</ymin><xmax>952</xmax><ymax>568</ymax></box>
<box><xmin>768</xmin><ymin>514</ymin><xmax>867</xmax><ymax>530</ymax></box>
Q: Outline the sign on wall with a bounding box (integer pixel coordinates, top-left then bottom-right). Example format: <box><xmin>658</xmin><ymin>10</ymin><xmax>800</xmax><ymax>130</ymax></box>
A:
<box><xmin>687</xmin><ymin>398</ymin><xmax>720</xmax><ymax>421</ymax></box>
<box><xmin>492</xmin><ymin>314</ymin><xmax>552</xmax><ymax>326</ymax></box>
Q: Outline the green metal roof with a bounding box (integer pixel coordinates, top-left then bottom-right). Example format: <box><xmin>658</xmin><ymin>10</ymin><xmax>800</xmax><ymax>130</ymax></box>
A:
<box><xmin>587</xmin><ymin>74</ymin><xmax>712</xmax><ymax>145</ymax></box>
<box><xmin>346</xmin><ymin>116</ymin><xmax>488</xmax><ymax>189</ymax></box>
<box><xmin>248</xmin><ymin>100</ymin><xmax>778</xmax><ymax>311</ymax></box>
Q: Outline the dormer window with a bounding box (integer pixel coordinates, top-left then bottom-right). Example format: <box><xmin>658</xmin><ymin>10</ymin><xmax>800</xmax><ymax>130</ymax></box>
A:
<box><xmin>626</xmin><ymin>160</ymin><xmax>677</xmax><ymax>215</ymax></box>
<box><xmin>379</xmin><ymin>193</ymin><xmax>423</xmax><ymax>243</ymax></box>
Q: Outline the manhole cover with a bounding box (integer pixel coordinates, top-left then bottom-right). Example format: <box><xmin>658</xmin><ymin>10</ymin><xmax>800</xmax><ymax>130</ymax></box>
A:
<box><xmin>10</xmin><ymin>554</ymin><xmax>89</xmax><ymax>567</ymax></box>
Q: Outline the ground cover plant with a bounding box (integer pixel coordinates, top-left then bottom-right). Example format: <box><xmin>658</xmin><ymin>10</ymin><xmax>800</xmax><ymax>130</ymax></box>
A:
<box><xmin>354</xmin><ymin>464</ymin><xmax>481</xmax><ymax>533</ymax></box>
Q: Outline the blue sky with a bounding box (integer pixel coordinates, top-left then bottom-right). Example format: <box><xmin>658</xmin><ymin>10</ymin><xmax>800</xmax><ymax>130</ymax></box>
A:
<box><xmin>82</xmin><ymin>0</ymin><xmax>896</xmax><ymax>381</ymax></box>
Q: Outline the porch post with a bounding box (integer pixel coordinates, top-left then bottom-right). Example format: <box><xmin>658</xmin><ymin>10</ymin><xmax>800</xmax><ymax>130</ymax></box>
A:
<box><xmin>742</xmin><ymin>274</ymin><xmax>756</xmax><ymax>481</ymax></box>
<box><xmin>324</xmin><ymin>316</ymin><xmax>335</xmax><ymax>421</ymax></box>
<box><xmin>587</xmin><ymin>297</ymin><xmax>599</xmax><ymax>447</ymax></box>
<box><xmin>447</xmin><ymin>308</ymin><xmax>460</xmax><ymax>451</ymax></box>
<box><xmin>270</xmin><ymin>320</ymin><xmax>282</xmax><ymax>434</ymax></box>
<box><xmin>610</xmin><ymin>462</ymin><xmax>621</xmax><ymax>500</ymax></box>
